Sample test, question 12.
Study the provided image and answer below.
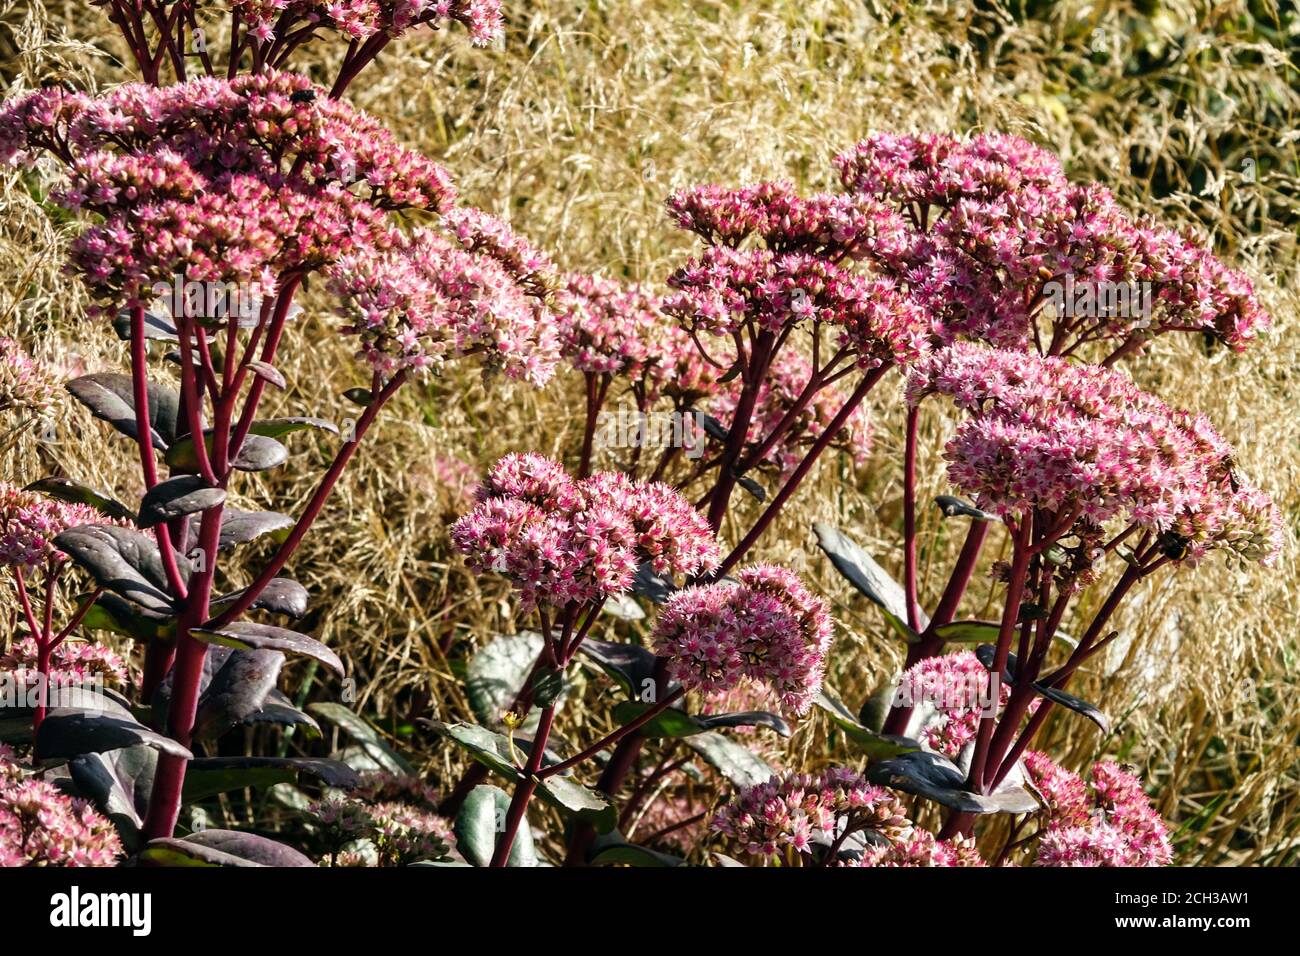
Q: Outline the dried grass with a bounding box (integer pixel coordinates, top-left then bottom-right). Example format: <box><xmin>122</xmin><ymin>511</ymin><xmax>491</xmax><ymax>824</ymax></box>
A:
<box><xmin>2</xmin><ymin>0</ymin><xmax>1297</xmax><ymax>863</ymax></box>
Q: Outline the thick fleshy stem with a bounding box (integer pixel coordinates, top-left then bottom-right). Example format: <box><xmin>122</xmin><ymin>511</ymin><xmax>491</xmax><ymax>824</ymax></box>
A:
<box><xmin>712</xmin><ymin>365</ymin><xmax>887</xmax><ymax>578</ymax></box>
<box><xmin>705</xmin><ymin>330</ymin><xmax>776</xmax><ymax>533</ymax></box>
<box><xmin>963</xmin><ymin>519</ymin><xmax>1033</xmax><ymax>795</ymax></box>
<box><xmin>140</xmin><ymin>502</ymin><xmax>224</xmax><ymax>840</ymax></box>
<box><xmin>881</xmin><ymin>519</ymin><xmax>990</xmax><ymax>736</ymax></box>
<box><xmin>488</xmin><ymin>704</ymin><xmax>556</xmax><ymax>868</ymax></box>
<box><xmin>207</xmin><ymin>370</ymin><xmax>406</xmax><ymax>628</ymax></box>
<box><xmin>988</xmin><ymin>563</ymin><xmax>1143</xmax><ymax>788</ymax></box>
<box><xmin>902</xmin><ymin>404</ymin><xmax>922</xmax><ymax>631</ymax></box>
<box><xmin>488</xmin><ymin>688</ymin><xmax>686</xmax><ymax>867</ymax></box>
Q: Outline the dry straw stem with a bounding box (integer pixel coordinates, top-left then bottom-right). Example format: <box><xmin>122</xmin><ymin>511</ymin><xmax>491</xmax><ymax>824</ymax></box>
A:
<box><xmin>1</xmin><ymin>0</ymin><xmax>1297</xmax><ymax>863</ymax></box>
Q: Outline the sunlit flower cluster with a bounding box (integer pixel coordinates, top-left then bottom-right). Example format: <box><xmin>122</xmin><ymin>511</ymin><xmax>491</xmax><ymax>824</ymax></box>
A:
<box><xmin>664</xmin><ymin>245</ymin><xmax>929</xmax><ymax>370</ymax></box>
<box><xmin>908</xmin><ymin>344</ymin><xmax>1283</xmax><ymax>565</ymax></box>
<box><xmin>0</xmin><ymin>755</ymin><xmax>123</xmax><ymax>866</ymax></box>
<box><xmin>712</xmin><ymin>767</ymin><xmax>910</xmax><ymax>861</ymax></box>
<box><xmin>894</xmin><ymin>651</ymin><xmax>1008</xmax><ymax>757</ymax></box>
<box><xmin>0</xmin><ymin>338</ymin><xmax>60</xmax><ymax>416</ymax></box>
<box><xmin>0</xmin><ymin>72</ymin><xmax>457</xmax><ymax>315</ymax></box>
<box><xmin>230</xmin><ymin>0</ymin><xmax>503</xmax><ymax>47</ymax></box>
<box><xmin>328</xmin><ymin>224</ymin><xmax>559</xmax><ymax>383</ymax></box>
<box><xmin>1024</xmin><ymin>752</ymin><xmax>1172</xmax><ymax>867</ymax></box>
<box><xmin>835</xmin><ymin>132</ymin><xmax>1271</xmax><ymax>354</ymax></box>
<box><xmin>709</xmin><ymin>348</ymin><xmax>871</xmax><ymax>477</ymax></box>
<box><xmin>858</xmin><ymin>828</ymin><xmax>986</xmax><ymax>867</ymax></box>
<box><xmin>0</xmin><ymin>637</ymin><xmax>129</xmax><ymax>689</ymax></box>
<box><xmin>0</xmin><ymin>482</ymin><xmax>103</xmax><ymax>569</ymax></box>
<box><xmin>654</xmin><ymin>564</ymin><xmax>833</xmax><ymax>715</ymax></box>
<box><xmin>557</xmin><ymin>273</ymin><xmax>666</xmax><ymax>377</ymax></box>
<box><xmin>451</xmin><ymin>454</ymin><xmax>717</xmax><ymax>608</ymax></box>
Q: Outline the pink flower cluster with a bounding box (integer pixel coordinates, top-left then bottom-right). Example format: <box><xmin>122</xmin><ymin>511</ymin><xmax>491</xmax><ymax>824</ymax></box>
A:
<box><xmin>653</xmin><ymin>564</ymin><xmax>833</xmax><ymax>715</ymax></box>
<box><xmin>712</xmin><ymin>767</ymin><xmax>910</xmax><ymax>860</ymax></box>
<box><xmin>1</xmin><ymin>753</ymin><xmax>123</xmax><ymax>866</ymax></box>
<box><xmin>894</xmin><ymin>651</ymin><xmax>1008</xmax><ymax>757</ymax></box>
<box><xmin>665</xmin><ymin>245</ymin><xmax>929</xmax><ymax>371</ymax></box>
<box><xmin>1025</xmin><ymin>752</ymin><xmax>1173</xmax><ymax>867</ymax></box>
<box><xmin>858</xmin><ymin>828</ymin><xmax>986</xmax><ymax>867</ymax></box>
<box><xmin>0</xmin><ymin>72</ymin><xmax>457</xmax><ymax>314</ymax></box>
<box><xmin>667</xmin><ymin>180</ymin><xmax>915</xmax><ymax>261</ymax></box>
<box><xmin>835</xmin><ymin>132</ymin><xmax>1271</xmax><ymax>354</ymax></box>
<box><xmin>230</xmin><ymin>0</ymin><xmax>503</xmax><ymax>46</ymax></box>
<box><xmin>0</xmin><ymin>338</ymin><xmax>60</xmax><ymax>416</ymax></box>
<box><xmin>309</xmin><ymin>772</ymin><xmax>453</xmax><ymax>866</ymax></box>
<box><xmin>557</xmin><ymin>273</ymin><xmax>666</xmax><ymax>376</ymax></box>
<box><xmin>908</xmin><ymin>344</ymin><xmax>1283</xmax><ymax>565</ymax></box>
<box><xmin>0</xmin><ymin>73</ymin><xmax>555</xmax><ymax>383</ymax></box>
<box><xmin>709</xmin><ymin>349</ymin><xmax>871</xmax><ymax>477</ymax></box>
<box><xmin>0</xmin><ymin>482</ymin><xmax>102</xmax><ymax>568</ymax></box>
<box><xmin>328</xmin><ymin>222</ymin><xmax>559</xmax><ymax>383</ymax></box>
<box><xmin>0</xmin><ymin>637</ymin><xmax>129</xmax><ymax>689</ymax></box>
<box><xmin>451</xmin><ymin>454</ymin><xmax>717</xmax><ymax>608</ymax></box>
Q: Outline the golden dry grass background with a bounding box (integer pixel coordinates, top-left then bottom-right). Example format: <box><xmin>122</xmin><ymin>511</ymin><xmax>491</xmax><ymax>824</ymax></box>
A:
<box><xmin>1</xmin><ymin>0</ymin><xmax>1297</xmax><ymax>863</ymax></box>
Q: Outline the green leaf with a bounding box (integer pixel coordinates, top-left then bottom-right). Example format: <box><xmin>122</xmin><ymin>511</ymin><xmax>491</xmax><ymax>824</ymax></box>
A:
<box><xmin>813</xmin><ymin>523</ymin><xmax>928</xmax><ymax>635</ymax></box>
<box><xmin>432</xmin><ymin>722</ymin><xmax>616</xmax><ymax>833</ymax></box>
<box><xmin>66</xmin><ymin>373</ymin><xmax>180</xmax><ymax>449</ymax></box>
<box><xmin>589</xmin><ymin>831</ymin><xmax>683</xmax><ymax>867</ymax></box>
<box><xmin>611</xmin><ymin>701</ymin><xmax>704</xmax><ymax>738</ymax></box>
<box><xmin>24</xmin><ymin>477</ymin><xmax>135</xmax><ymax>522</ymax></box>
<box><xmin>683</xmin><ymin>732</ymin><xmax>773</xmax><ymax>788</ymax></box>
<box><xmin>308</xmin><ymin>702</ymin><xmax>415</xmax><ymax>776</ymax></box>
<box><xmin>141</xmin><ymin>830</ymin><xmax>315</xmax><ymax>867</ymax></box>
<box><xmin>165</xmin><ymin>432</ymin><xmax>288</xmax><ymax>473</ymax></box>
<box><xmin>137</xmin><ymin>475</ymin><xmax>225</xmax><ymax>528</ymax></box>
<box><xmin>182</xmin><ymin>757</ymin><xmax>358</xmax><ymax>804</ymax></box>
<box><xmin>247</xmin><ymin>417</ymin><xmax>339</xmax><ymax>439</ymax></box>
<box><xmin>814</xmin><ymin>689</ymin><xmax>920</xmax><ymax>759</ymax></box>
<box><xmin>453</xmin><ymin>785</ymin><xmax>539</xmax><ymax>867</ymax></box>
<box><xmin>933</xmin><ymin>620</ymin><xmax>1002</xmax><ymax>644</ymax></box>
<box><xmin>536</xmin><ymin>775</ymin><xmax>616</xmax><ymax>833</ymax></box>
<box><xmin>82</xmin><ymin>593</ymin><xmax>176</xmax><ymax>643</ymax></box>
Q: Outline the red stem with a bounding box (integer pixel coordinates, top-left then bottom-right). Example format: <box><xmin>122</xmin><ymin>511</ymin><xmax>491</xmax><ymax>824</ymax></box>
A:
<box><xmin>902</xmin><ymin>404</ymin><xmax>921</xmax><ymax>631</ymax></box>
<box><xmin>713</xmin><ymin>365</ymin><xmax>887</xmax><ymax>578</ymax></box>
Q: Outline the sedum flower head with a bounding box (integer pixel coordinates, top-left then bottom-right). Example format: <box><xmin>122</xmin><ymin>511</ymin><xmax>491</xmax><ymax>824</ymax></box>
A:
<box><xmin>1025</xmin><ymin>752</ymin><xmax>1173</xmax><ymax>867</ymax></box>
<box><xmin>859</xmin><ymin>828</ymin><xmax>986</xmax><ymax>867</ymax></box>
<box><xmin>654</xmin><ymin>564</ymin><xmax>833</xmax><ymax>716</ymax></box>
<box><xmin>712</xmin><ymin>767</ymin><xmax>910</xmax><ymax>861</ymax></box>
<box><xmin>0</xmin><ymin>338</ymin><xmax>60</xmax><ymax>416</ymax></box>
<box><xmin>895</xmin><ymin>650</ymin><xmax>1008</xmax><ymax>757</ymax></box>
<box><xmin>229</xmin><ymin>0</ymin><xmax>504</xmax><ymax>47</ymax></box>
<box><xmin>328</xmin><ymin>223</ymin><xmax>559</xmax><ymax>384</ymax></box>
<box><xmin>451</xmin><ymin>455</ymin><xmax>717</xmax><ymax>608</ymax></box>
<box><xmin>0</xmin><ymin>637</ymin><xmax>129</xmax><ymax>689</ymax></box>
<box><xmin>908</xmin><ymin>344</ymin><xmax>1283</xmax><ymax>566</ymax></box>
<box><xmin>0</xmin><ymin>755</ymin><xmax>123</xmax><ymax>866</ymax></box>
<box><xmin>0</xmin><ymin>482</ymin><xmax>103</xmax><ymax>568</ymax></box>
<box><xmin>835</xmin><ymin>132</ymin><xmax>1271</xmax><ymax>354</ymax></box>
